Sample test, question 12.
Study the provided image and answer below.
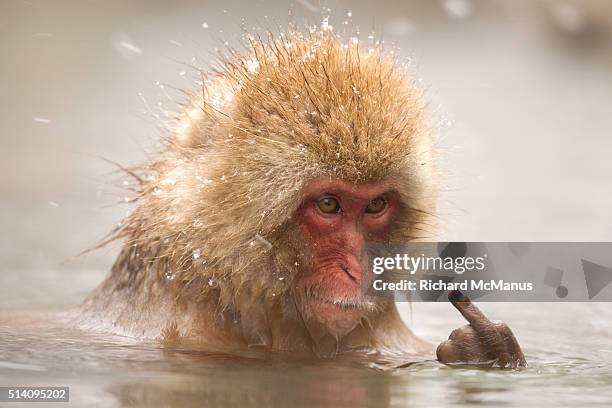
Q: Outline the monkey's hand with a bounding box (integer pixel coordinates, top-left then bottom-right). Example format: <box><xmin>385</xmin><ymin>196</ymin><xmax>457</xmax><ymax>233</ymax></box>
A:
<box><xmin>436</xmin><ymin>290</ymin><xmax>526</xmax><ymax>369</ymax></box>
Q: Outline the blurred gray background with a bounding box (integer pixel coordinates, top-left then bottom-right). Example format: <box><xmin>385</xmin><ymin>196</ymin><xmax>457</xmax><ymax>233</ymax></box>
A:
<box><xmin>1</xmin><ymin>0</ymin><xmax>611</xmax><ymax>309</ymax></box>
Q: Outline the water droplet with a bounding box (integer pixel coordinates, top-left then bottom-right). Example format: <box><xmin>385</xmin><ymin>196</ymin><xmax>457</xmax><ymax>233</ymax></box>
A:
<box><xmin>33</xmin><ymin>116</ymin><xmax>51</xmax><ymax>124</ymax></box>
<box><xmin>254</xmin><ymin>234</ymin><xmax>273</xmax><ymax>250</ymax></box>
<box><xmin>193</xmin><ymin>249</ymin><xmax>201</xmax><ymax>260</ymax></box>
<box><xmin>321</xmin><ymin>17</ymin><xmax>333</xmax><ymax>32</ymax></box>
<box><xmin>246</xmin><ymin>57</ymin><xmax>260</xmax><ymax>74</ymax></box>
<box><xmin>119</xmin><ymin>41</ymin><xmax>142</xmax><ymax>54</ymax></box>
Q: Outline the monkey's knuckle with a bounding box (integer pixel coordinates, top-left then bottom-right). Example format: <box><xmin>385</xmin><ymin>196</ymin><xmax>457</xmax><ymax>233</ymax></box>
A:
<box><xmin>437</xmin><ymin>340</ymin><xmax>452</xmax><ymax>352</ymax></box>
<box><xmin>449</xmin><ymin>328</ymin><xmax>462</xmax><ymax>340</ymax></box>
<box><xmin>451</xmin><ymin>325</ymin><xmax>476</xmax><ymax>342</ymax></box>
<box><xmin>494</xmin><ymin>322</ymin><xmax>513</xmax><ymax>335</ymax></box>
<box><xmin>436</xmin><ymin>340</ymin><xmax>454</xmax><ymax>361</ymax></box>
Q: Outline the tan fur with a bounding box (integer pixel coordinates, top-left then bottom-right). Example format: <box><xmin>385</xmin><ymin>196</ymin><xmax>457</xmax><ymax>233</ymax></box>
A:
<box><xmin>79</xmin><ymin>29</ymin><xmax>438</xmax><ymax>358</ymax></box>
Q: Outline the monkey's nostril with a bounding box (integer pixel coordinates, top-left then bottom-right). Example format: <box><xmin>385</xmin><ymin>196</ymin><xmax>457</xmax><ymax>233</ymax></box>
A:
<box><xmin>341</xmin><ymin>265</ymin><xmax>359</xmax><ymax>283</ymax></box>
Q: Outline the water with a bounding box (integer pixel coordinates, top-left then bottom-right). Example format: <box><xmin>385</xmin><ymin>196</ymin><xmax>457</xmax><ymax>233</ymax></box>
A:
<box><xmin>1</xmin><ymin>268</ymin><xmax>612</xmax><ymax>407</ymax></box>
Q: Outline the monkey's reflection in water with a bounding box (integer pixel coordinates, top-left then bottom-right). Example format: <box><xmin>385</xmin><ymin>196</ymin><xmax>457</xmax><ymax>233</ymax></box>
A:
<box><xmin>110</xmin><ymin>358</ymin><xmax>392</xmax><ymax>408</ymax></box>
<box><xmin>109</xmin><ymin>354</ymin><xmax>512</xmax><ymax>408</ymax></box>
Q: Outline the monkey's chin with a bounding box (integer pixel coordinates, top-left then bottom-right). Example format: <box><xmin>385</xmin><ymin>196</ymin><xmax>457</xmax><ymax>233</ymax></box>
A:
<box><xmin>305</xmin><ymin>298</ymin><xmax>370</xmax><ymax>339</ymax></box>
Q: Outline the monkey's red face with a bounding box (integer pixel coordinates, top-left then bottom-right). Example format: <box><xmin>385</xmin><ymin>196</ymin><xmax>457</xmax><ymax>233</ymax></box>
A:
<box><xmin>295</xmin><ymin>179</ymin><xmax>400</xmax><ymax>338</ymax></box>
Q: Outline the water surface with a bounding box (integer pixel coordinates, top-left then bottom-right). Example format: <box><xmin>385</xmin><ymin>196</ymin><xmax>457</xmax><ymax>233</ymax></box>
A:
<box><xmin>1</xmin><ymin>269</ymin><xmax>611</xmax><ymax>407</ymax></box>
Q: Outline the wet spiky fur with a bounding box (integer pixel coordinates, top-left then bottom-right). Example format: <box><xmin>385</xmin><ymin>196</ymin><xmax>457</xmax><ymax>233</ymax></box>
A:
<box><xmin>80</xmin><ymin>29</ymin><xmax>437</xmax><ymax>355</ymax></box>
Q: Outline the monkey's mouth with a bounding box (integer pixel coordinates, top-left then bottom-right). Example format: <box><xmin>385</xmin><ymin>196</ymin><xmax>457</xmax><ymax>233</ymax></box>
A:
<box><xmin>301</xmin><ymin>295</ymin><xmax>374</xmax><ymax>338</ymax></box>
<box><xmin>308</xmin><ymin>295</ymin><xmax>378</xmax><ymax>312</ymax></box>
<box><xmin>297</xmin><ymin>262</ymin><xmax>381</xmax><ymax>337</ymax></box>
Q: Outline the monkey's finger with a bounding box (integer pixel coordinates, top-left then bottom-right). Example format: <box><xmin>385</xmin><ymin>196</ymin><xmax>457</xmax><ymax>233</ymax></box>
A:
<box><xmin>448</xmin><ymin>290</ymin><xmax>506</xmax><ymax>351</ymax></box>
<box><xmin>449</xmin><ymin>290</ymin><xmax>490</xmax><ymax>328</ymax></box>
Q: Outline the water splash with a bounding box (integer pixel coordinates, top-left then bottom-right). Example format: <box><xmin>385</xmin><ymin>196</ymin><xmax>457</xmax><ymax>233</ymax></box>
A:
<box><xmin>119</xmin><ymin>41</ymin><xmax>142</xmax><ymax>54</ymax></box>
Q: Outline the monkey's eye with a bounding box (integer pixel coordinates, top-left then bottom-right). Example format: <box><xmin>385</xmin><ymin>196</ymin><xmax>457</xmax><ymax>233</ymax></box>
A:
<box><xmin>316</xmin><ymin>196</ymin><xmax>341</xmax><ymax>214</ymax></box>
<box><xmin>365</xmin><ymin>197</ymin><xmax>387</xmax><ymax>214</ymax></box>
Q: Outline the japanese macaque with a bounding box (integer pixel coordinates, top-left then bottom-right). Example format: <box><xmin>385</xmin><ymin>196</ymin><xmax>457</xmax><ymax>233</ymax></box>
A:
<box><xmin>79</xmin><ymin>29</ymin><xmax>525</xmax><ymax>368</ymax></box>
